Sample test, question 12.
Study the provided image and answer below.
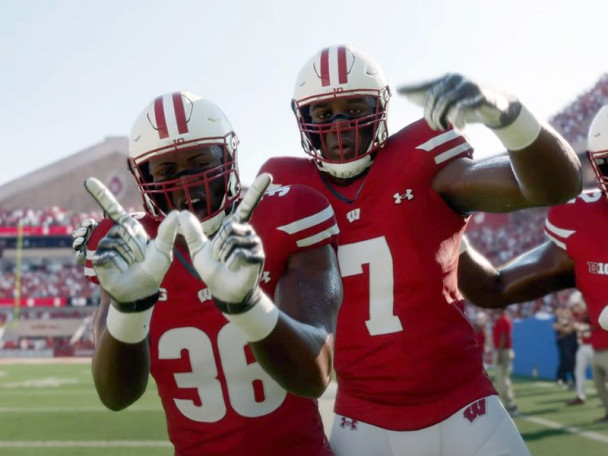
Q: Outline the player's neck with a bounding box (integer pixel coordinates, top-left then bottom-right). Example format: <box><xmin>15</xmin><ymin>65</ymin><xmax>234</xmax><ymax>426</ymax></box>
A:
<box><xmin>320</xmin><ymin>170</ymin><xmax>369</xmax><ymax>204</ymax></box>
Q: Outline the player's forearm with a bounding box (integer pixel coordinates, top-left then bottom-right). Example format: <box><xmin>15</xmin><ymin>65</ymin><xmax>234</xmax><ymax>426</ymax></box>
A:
<box><xmin>507</xmin><ymin>126</ymin><xmax>582</xmax><ymax>205</ymax></box>
<box><xmin>250</xmin><ymin>316</ymin><xmax>333</xmax><ymax>398</ymax></box>
<box><xmin>459</xmin><ymin>241</ymin><xmax>575</xmax><ymax>307</ymax></box>
<box><xmin>458</xmin><ymin>249</ymin><xmax>513</xmax><ymax>308</ymax></box>
<box><xmin>92</xmin><ymin>330</ymin><xmax>150</xmax><ymax>411</ymax></box>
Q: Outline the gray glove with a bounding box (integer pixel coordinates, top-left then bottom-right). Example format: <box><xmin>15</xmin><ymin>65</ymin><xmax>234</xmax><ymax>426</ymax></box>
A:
<box><xmin>397</xmin><ymin>73</ymin><xmax>521</xmax><ymax>130</ymax></box>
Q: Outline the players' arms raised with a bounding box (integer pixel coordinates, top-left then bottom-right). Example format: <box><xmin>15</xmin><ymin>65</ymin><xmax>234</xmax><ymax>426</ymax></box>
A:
<box><xmin>457</xmin><ymin>236</ymin><xmax>575</xmax><ymax>309</ymax></box>
<box><xmin>84</xmin><ymin>178</ymin><xmax>179</xmax><ymax>410</ymax></box>
<box><xmin>179</xmin><ymin>174</ymin><xmax>342</xmax><ymax>398</ymax></box>
<box><xmin>398</xmin><ymin>74</ymin><xmax>582</xmax><ymax>214</ymax></box>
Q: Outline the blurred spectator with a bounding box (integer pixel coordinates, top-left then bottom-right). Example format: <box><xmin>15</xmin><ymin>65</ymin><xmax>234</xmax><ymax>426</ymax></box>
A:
<box><xmin>553</xmin><ymin>301</ymin><xmax>578</xmax><ymax>389</ymax></box>
<box><xmin>492</xmin><ymin>308</ymin><xmax>518</xmax><ymax>416</ymax></box>
<box><xmin>567</xmin><ymin>291</ymin><xmax>593</xmax><ymax>406</ymax></box>
<box><xmin>590</xmin><ymin>316</ymin><xmax>608</xmax><ymax>422</ymax></box>
<box><xmin>472</xmin><ymin>311</ymin><xmax>490</xmax><ymax>366</ymax></box>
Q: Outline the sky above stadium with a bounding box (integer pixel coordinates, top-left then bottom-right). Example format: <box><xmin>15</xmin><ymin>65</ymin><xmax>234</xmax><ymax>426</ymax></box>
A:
<box><xmin>2</xmin><ymin>0</ymin><xmax>606</xmax><ymax>189</ymax></box>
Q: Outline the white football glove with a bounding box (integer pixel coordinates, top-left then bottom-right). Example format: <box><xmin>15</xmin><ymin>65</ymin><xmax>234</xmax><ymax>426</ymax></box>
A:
<box><xmin>72</xmin><ymin>218</ymin><xmax>98</xmax><ymax>266</ymax></box>
<box><xmin>397</xmin><ymin>73</ymin><xmax>521</xmax><ymax>131</ymax></box>
<box><xmin>84</xmin><ymin>177</ymin><xmax>179</xmax><ymax>311</ymax></box>
<box><xmin>179</xmin><ymin>173</ymin><xmax>272</xmax><ymax>313</ymax></box>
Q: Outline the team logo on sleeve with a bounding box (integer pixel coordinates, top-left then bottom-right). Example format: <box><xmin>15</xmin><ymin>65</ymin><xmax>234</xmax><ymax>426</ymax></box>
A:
<box><xmin>588</xmin><ymin>262</ymin><xmax>608</xmax><ymax>275</ymax></box>
<box><xmin>197</xmin><ymin>288</ymin><xmax>213</xmax><ymax>303</ymax></box>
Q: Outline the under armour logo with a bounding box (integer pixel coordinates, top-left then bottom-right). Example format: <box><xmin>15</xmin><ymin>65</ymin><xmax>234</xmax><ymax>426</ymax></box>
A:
<box><xmin>261</xmin><ymin>271</ymin><xmax>271</xmax><ymax>283</ymax></box>
<box><xmin>463</xmin><ymin>398</ymin><xmax>487</xmax><ymax>423</ymax></box>
<box><xmin>340</xmin><ymin>417</ymin><xmax>358</xmax><ymax>430</ymax></box>
<box><xmin>346</xmin><ymin>208</ymin><xmax>361</xmax><ymax>223</ymax></box>
<box><xmin>393</xmin><ymin>190</ymin><xmax>414</xmax><ymax>204</ymax></box>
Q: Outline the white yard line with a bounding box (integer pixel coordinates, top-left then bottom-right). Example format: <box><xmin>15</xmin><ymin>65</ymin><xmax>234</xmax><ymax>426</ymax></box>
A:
<box><xmin>521</xmin><ymin>415</ymin><xmax>608</xmax><ymax>444</ymax></box>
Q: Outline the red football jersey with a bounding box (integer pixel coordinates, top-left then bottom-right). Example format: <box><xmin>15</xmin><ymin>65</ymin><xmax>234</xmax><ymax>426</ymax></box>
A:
<box><xmin>260</xmin><ymin>119</ymin><xmax>496</xmax><ymax>430</ymax></box>
<box><xmin>85</xmin><ymin>184</ymin><xmax>338</xmax><ymax>456</ymax></box>
<box><xmin>545</xmin><ymin>190</ymin><xmax>608</xmax><ymax>351</ymax></box>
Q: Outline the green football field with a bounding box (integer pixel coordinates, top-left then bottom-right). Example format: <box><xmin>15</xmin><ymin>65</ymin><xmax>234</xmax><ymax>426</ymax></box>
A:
<box><xmin>1</xmin><ymin>360</ymin><xmax>608</xmax><ymax>456</ymax></box>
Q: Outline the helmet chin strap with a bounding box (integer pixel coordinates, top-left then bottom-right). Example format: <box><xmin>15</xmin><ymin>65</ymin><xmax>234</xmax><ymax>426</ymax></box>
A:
<box><xmin>318</xmin><ymin>154</ymin><xmax>372</xmax><ymax>179</ymax></box>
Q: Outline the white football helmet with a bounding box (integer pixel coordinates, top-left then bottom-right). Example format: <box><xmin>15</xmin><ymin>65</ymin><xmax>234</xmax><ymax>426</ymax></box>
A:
<box><xmin>587</xmin><ymin>105</ymin><xmax>608</xmax><ymax>197</ymax></box>
<box><xmin>128</xmin><ymin>91</ymin><xmax>240</xmax><ymax>235</ymax></box>
<box><xmin>292</xmin><ymin>45</ymin><xmax>391</xmax><ymax>178</ymax></box>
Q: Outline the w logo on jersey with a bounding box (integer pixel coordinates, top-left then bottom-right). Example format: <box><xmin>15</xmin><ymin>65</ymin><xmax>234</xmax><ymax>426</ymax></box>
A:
<box><xmin>393</xmin><ymin>190</ymin><xmax>413</xmax><ymax>204</ymax></box>
<box><xmin>197</xmin><ymin>288</ymin><xmax>213</xmax><ymax>303</ymax></box>
<box><xmin>346</xmin><ymin>208</ymin><xmax>361</xmax><ymax>223</ymax></box>
<box><xmin>463</xmin><ymin>398</ymin><xmax>487</xmax><ymax>423</ymax></box>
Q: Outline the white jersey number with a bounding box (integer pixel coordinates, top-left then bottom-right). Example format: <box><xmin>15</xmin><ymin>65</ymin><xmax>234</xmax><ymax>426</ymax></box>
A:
<box><xmin>157</xmin><ymin>324</ymin><xmax>287</xmax><ymax>422</ymax></box>
<box><xmin>337</xmin><ymin>237</ymin><xmax>403</xmax><ymax>335</ymax></box>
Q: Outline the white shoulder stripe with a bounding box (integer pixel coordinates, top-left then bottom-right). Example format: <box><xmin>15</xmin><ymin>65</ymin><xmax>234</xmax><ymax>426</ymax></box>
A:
<box><xmin>545</xmin><ymin>219</ymin><xmax>575</xmax><ymax>239</ymax></box>
<box><xmin>545</xmin><ymin>232</ymin><xmax>567</xmax><ymax>250</ymax></box>
<box><xmin>296</xmin><ymin>224</ymin><xmax>340</xmax><ymax>248</ymax></box>
<box><xmin>416</xmin><ymin>130</ymin><xmax>460</xmax><ymax>151</ymax></box>
<box><xmin>277</xmin><ymin>206</ymin><xmax>334</xmax><ymax>234</ymax></box>
<box><xmin>434</xmin><ymin>143</ymin><xmax>471</xmax><ymax>164</ymax></box>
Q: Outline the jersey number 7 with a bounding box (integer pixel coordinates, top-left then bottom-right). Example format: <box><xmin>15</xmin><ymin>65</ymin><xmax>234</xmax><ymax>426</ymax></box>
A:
<box><xmin>338</xmin><ymin>237</ymin><xmax>403</xmax><ymax>336</ymax></box>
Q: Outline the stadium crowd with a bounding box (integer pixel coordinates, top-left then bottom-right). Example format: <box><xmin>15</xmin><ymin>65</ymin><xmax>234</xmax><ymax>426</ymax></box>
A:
<box><xmin>0</xmin><ymin>207</ymin><xmax>103</xmax><ymax>228</ymax></box>
<box><xmin>550</xmin><ymin>73</ymin><xmax>608</xmax><ymax>145</ymax></box>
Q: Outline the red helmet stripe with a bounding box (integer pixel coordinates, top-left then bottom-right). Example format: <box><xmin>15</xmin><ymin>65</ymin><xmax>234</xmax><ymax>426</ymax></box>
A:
<box><xmin>154</xmin><ymin>96</ymin><xmax>169</xmax><ymax>139</ymax></box>
<box><xmin>320</xmin><ymin>48</ymin><xmax>330</xmax><ymax>87</ymax></box>
<box><xmin>337</xmin><ymin>46</ymin><xmax>348</xmax><ymax>84</ymax></box>
<box><xmin>172</xmin><ymin>93</ymin><xmax>189</xmax><ymax>135</ymax></box>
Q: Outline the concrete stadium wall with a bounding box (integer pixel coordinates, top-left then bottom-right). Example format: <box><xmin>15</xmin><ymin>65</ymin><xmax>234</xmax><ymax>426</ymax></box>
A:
<box><xmin>0</xmin><ymin>137</ymin><xmax>142</xmax><ymax>213</ymax></box>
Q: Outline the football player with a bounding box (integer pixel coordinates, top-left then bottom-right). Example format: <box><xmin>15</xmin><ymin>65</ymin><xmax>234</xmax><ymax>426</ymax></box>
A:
<box><xmin>77</xmin><ymin>91</ymin><xmax>342</xmax><ymax>455</ymax></box>
<box><xmin>259</xmin><ymin>45</ymin><xmax>582</xmax><ymax>455</ymax></box>
<box><xmin>458</xmin><ymin>104</ymin><xmax>608</xmax><ymax>424</ymax></box>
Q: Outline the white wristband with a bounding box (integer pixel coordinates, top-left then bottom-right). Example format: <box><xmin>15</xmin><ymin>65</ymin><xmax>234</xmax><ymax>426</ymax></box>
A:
<box><xmin>223</xmin><ymin>293</ymin><xmax>280</xmax><ymax>342</ymax></box>
<box><xmin>106</xmin><ymin>304</ymin><xmax>154</xmax><ymax>344</ymax></box>
<box><xmin>460</xmin><ymin>235</ymin><xmax>470</xmax><ymax>255</ymax></box>
<box><xmin>491</xmin><ymin>105</ymin><xmax>542</xmax><ymax>151</ymax></box>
